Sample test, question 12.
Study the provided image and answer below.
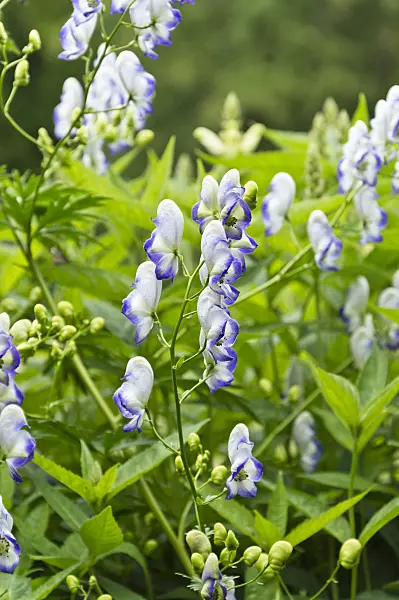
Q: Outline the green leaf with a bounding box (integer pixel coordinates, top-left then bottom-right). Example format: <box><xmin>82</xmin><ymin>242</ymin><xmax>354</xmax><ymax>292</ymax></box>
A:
<box><xmin>298</xmin><ymin>472</ymin><xmax>394</xmax><ymax>495</ymax></box>
<box><xmin>254</xmin><ymin>511</ymin><xmax>281</xmax><ymax>550</ymax></box>
<box><xmin>94</xmin><ymin>464</ymin><xmax>119</xmax><ymax>502</ymax></box>
<box><xmin>98</xmin><ymin>576</ymin><xmax>146</xmax><ymax>600</ymax></box>
<box><xmin>264</xmin><ymin>128</ymin><xmax>308</xmax><ymax>152</ymax></box>
<box><xmin>352</xmin><ymin>92</ymin><xmax>369</xmax><ymax>126</ymax></box>
<box><xmin>266</xmin><ymin>472</ymin><xmax>289</xmax><ymax>536</ymax></box>
<box><xmin>285</xmin><ymin>491</ymin><xmax>368</xmax><ymax>546</ymax></box>
<box><xmin>110</xmin><ymin>420</ymin><xmax>208</xmax><ymax>499</ymax></box>
<box><xmin>80</xmin><ymin>506</ymin><xmax>124</xmax><ymax>558</ymax></box>
<box><xmin>0</xmin><ymin>463</ymin><xmax>14</xmax><ymax>506</ymax></box>
<box><xmin>9</xmin><ymin>576</ymin><xmax>32</xmax><ymax>600</ymax></box>
<box><xmin>80</xmin><ymin>440</ymin><xmax>96</xmax><ymax>481</ymax></box>
<box><xmin>313</xmin><ymin>408</ymin><xmax>354</xmax><ymax>451</ymax></box>
<box><xmin>359</xmin><ymin>498</ymin><xmax>399</xmax><ymax>546</ymax></box>
<box><xmin>357</xmin><ymin>344</ymin><xmax>388</xmax><ymax>407</ymax></box>
<box><xmin>209</xmin><ymin>495</ymin><xmax>258</xmax><ymax>543</ymax></box>
<box><xmin>313</xmin><ymin>366</ymin><xmax>360</xmax><ymax>430</ymax></box>
<box><xmin>94</xmin><ymin>542</ymin><xmax>152</xmax><ymax>599</ymax></box>
<box><xmin>245</xmin><ymin>568</ymin><xmax>277</xmax><ymax>600</ymax></box>
<box><xmin>372</xmin><ymin>306</ymin><xmax>399</xmax><ymax>325</ymax></box>
<box><xmin>358</xmin><ymin>375</ymin><xmax>399</xmax><ymax>451</ymax></box>
<box><xmin>34</xmin><ymin>454</ymin><xmax>95</xmax><ymax>505</ymax></box>
<box><xmin>141</xmin><ymin>137</ymin><xmax>175</xmax><ymax>206</ymax></box>
<box><xmin>30</xmin><ymin>563</ymin><xmax>82</xmax><ymax>600</ymax></box>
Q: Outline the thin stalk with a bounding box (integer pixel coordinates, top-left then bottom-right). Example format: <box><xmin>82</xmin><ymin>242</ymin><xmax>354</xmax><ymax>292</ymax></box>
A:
<box><xmin>349</xmin><ymin>439</ymin><xmax>359</xmax><ymax>600</ymax></box>
<box><xmin>276</xmin><ymin>575</ymin><xmax>295</xmax><ymax>600</ymax></box>
<box><xmin>139</xmin><ymin>479</ymin><xmax>193</xmax><ymax>577</ymax></box>
<box><xmin>179</xmin><ymin>375</ymin><xmax>209</xmax><ymax>404</ymax></box>
<box><xmin>314</xmin><ymin>270</ymin><xmax>323</xmax><ymax>366</ymax></box>
<box><xmin>178</xmin><ymin>499</ymin><xmax>193</xmax><ymax>546</ymax></box>
<box><xmin>309</xmin><ymin>563</ymin><xmax>340</xmax><ymax>600</ymax></box>
<box><xmin>145</xmin><ymin>408</ymin><xmax>178</xmax><ymax>454</ymax></box>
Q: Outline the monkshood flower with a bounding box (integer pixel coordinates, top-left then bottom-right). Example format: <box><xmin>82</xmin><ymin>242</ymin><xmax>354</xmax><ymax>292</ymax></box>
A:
<box><xmin>144</xmin><ymin>200</ymin><xmax>184</xmax><ymax>280</ymax></box>
<box><xmin>354</xmin><ymin>186</ymin><xmax>387</xmax><ymax>244</ymax></box>
<box><xmin>292</xmin><ymin>411</ymin><xmax>322</xmax><ymax>474</ymax></box>
<box><xmin>116</xmin><ymin>51</ymin><xmax>156</xmax><ymax>119</ymax></box>
<box><xmin>307</xmin><ymin>210</ymin><xmax>342</xmax><ymax>271</ymax></box>
<box><xmin>197</xmin><ymin>288</ymin><xmax>239</xmax><ymax>349</ymax></box>
<box><xmin>129</xmin><ymin>0</ymin><xmax>182</xmax><ymax>60</ymax></box>
<box><xmin>199</xmin><ymin>262</ymin><xmax>239</xmax><ymax>306</ymax></box>
<box><xmin>0</xmin><ymin>497</ymin><xmax>20</xmax><ymax>574</ymax></box>
<box><xmin>377</xmin><ymin>286</ymin><xmax>399</xmax><ymax>350</ymax></box>
<box><xmin>0</xmin><ymin>314</ymin><xmax>20</xmax><ymax>374</ymax></box>
<box><xmin>122</xmin><ymin>261</ymin><xmax>162</xmax><ymax>344</ymax></box>
<box><xmin>113</xmin><ymin>356</ymin><xmax>154</xmax><ymax>432</ymax></box>
<box><xmin>59</xmin><ymin>10</ymin><xmax>97</xmax><ymax>60</ymax></box>
<box><xmin>201</xmin><ymin>221</ymin><xmax>243</xmax><ymax>294</ymax></box>
<box><xmin>339</xmin><ymin>276</ymin><xmax>370</xmax><ymax>333</ymax></box>
<box><xmin>338</xmin><ymin>120</ymin><xmax>382</xmax><ymax>193</ymax></box>
<box><xmin>350</xmin><ymin>314</ymin><xmax>375</xmax><ymax>369</ymax></box>
<box><xmin>0</xmin><ymin>371</ymin><xmax>24</xmax><ymax>411</ymax></box>
<box><xmin>53</xmin><ymin>77</ymin><xmax>83</xmax><ymax>139</ymax></box>
<box><xmin>199</xmin><ymin>553</ymin><xmax>236</xmax><ymax>600</ymax></box>
<box><xmin>72</xmin><ymin>0</ymin><xmax>103</xmax><ymax>19</ymax></box>
<box><xmin>226</xmin><ymin>423</ymin><xmax>263</xmax><ymax>500</ymax></box>
<box><xmin>0</xmin><ymin>405</ymin><xmax>35</xmax><ymax>483</ymax></box>
<box><xmin>202</xmin><ymin>343</ymin><xmax>237</xmax><ymax>394</ymax></box>
<box><xmin>261</xmin><ymin>172</ymin><xmax>296</xmax><ymax>236</ymax></box>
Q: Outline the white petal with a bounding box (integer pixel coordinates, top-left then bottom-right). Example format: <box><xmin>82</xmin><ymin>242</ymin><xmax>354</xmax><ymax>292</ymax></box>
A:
<box><xmin>124</xmin><ymin>356</ymin><xmax>154</xmax><ymax>404</ymax></box>
<box><xmin>0</xmin><ymin>314</ymin><xmax>10</xmax><ymax>334</ymax></box>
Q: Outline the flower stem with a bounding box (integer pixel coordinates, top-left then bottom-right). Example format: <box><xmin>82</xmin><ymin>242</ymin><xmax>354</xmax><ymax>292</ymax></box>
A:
<box><xmin>309</xmin><ymin>563</ymin><xmax>340</xmax><ymax>600</ymax></box>
<box><xmin>276</xmin><ymin>575</ymin><xmax>295</xmax><ymax>600</ymax></box>
<box><xmin>349</xmin><ymin>439</ymin><xmax>359</xmax><ymax>600</ymax></box>
<box><xmin>145</xmin><ymin>408</ymin><xmax>179</xmax><ymax>454</ymax></box>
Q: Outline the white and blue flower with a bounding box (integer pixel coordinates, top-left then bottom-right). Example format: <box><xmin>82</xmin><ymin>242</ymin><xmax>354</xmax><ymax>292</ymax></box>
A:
<box><xmin>350</xmin><ymin>314</ymin><xmax>375</xmax><ymax>368</ymax></box>
<box><xmin>339</xmin><ymin>276</ymin><xmax>370</xmax><ymax>333</ymax></box>
<box><xmin>354</xmin><ymin>186</ymin><xmax>387</xmax><ymax>244</ymax></box>
<box><xmin>59</xmin><ymin>10</ymin><xmax>97</xmax><ymax>61</ymax></box>
<box><xmin>197</xmin><ymin>288</ymin><xmax>238</xmax><ymax>349</ymax></box>
<box><xmin>144</xmin><ymin>199</ymin><xmax>184</xmax><ymax>280</ymax></box>
<box><xmin>200</xmin><ymin>553</ymin><xmax>236</xmax><ymax>600</ymax></box>
<box><xmin>72</xmin><ymin>0</ymin><xmax>103</xmax><ymax>19</ymax></box>
<box><xmin>261</xmin><ymin>172</ymin><xmax>296</xmax><ymax>236</ymax></box>
<box><xmin>307</xmin><ymin>210</ymin><xmax>342</xmax><ymax>271</ymax></box>
<box><xmin>113</xmin><ymin>356</ymin><xmax>154</xmax><ymax>432</ymax></box>
<box><xmin>110</xmin><ymin>0</ymin><xmax>131</xmax><ymax>13</ymax></box>
<box><xmin>0</xmin><ymin>405</ymin><xmax>35</xmax><ymax>483</ymax></box>
<box><xmin>225</xmin><ymin>423</ymin><xmax>263</xmax><ymax>500</ymax></box>
<box><xmin>116</xmin><ymin>51</ymin><xmax>156</xmax><ymax>123</ymax></box>
<box><xmin>292</xmin><ymin>411</ymin><xmax>322</xmax><ymax>474</ymax></box>
<box><xmin>377</xmin><ymin>287</ymin><xmax>399</xmax><ymax>350</ymax></box>
<box><xmin>201</xmin><ymin>221</ymin><xmax>243</xmax><ymax>295</ymax></box>
<box><xmin>53</xmin><ymin>77</ymin><xmax>84</xmax><ymax>139</ymax></box>
<box><xmin>122</xmin><ymin>261</ymin><xmax>162</xmax><ymax>344</ymax></box>
<box><xmin>129</xmin><ymin>0</ymin><xmax>182</xmax><ymax>60</ymax></box>
<box><xmin>338</xmin><ymin>120</ymin><xmax>382</xmax><ymax>193</ymax></box>
<box><xmin>0</xmin><ymin>497</ymin><xmax>20</xmax><ymax>574</ymax></box>
<box><xmin>0</xmin><ymin>371</ymin><xmax>24</xmax><ymax>411</ymax></box>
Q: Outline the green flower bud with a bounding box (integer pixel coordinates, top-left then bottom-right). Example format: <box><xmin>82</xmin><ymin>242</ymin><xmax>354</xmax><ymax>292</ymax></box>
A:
<box><xmin>144</xmin><ymin>512</ymin><xmax>154</xmax><ymax>526</ymax></box>
<box><xmin>0</xmin><ymin>298</ymin><xmax>18</xmax><ymax>313</ymax></box>
<box><xmin>222</xmin><ymin>92</ymin><xmax>242</xmax><ymax>123</ymax></box>
<box><xmin>14</xmin><ymin>59</ymin><xmax>30</xmax><ymax>87</ymax></box>
<box><xmin>378</xmin><ymin>470</ymin><xmax>392</xmax><ymax>485</ymax></box>
<box><xmin>243</xmin><ymin>180</ymin><xmax>258</xmax><ymax>210</ymax></box>
<box><xmin>136</xmin><ymin>129</ymin><xmax>154</xmax><ymax>147</ymax></box>
<box><xmin>28</xmin><ymin>319</ymin><xmax>41</xmax><ymax>337</ymax></box>
<box><xmin>64</xmin><ymin>340</ymin><xmax>77</xmax><ymax>357</ymax></box>
<box><xmin>38</xmin><ymin>127</ymin><xmax>54</xmax><ymax>152</ymax></box>
<box><xmin>144</xmin><ymin>539</ymin><xmax>159</xmax><ymax>556</ymax></box>
<box><xmin>243</xmin><ymin>545</ymin><xmax>262</xmax><ymax>566</ymax></box>
<box><xmin>89</xmin><ymin>575</ymin><xmax>97</xmax><ymax>588</ymax></box>
<box><xmin>211</xmin><ymin>465</ymin><xmax>228</xmax><ymax>485</ymax></box>
<box><xmin>57</xmin><ymin>301</ymin><xmax>74</xmax><ymax>320</ymax></box>
<box><xmin>255</xmin><ymin>552</ymin><xmax>269</xmax><ymax>572</ymax></box>
<box><xmin>29</xmin><ymin>287</ymin><xmax>42</xmax><ymax>303</ymax></box>
<box><xmin>9</xmin><ymin>319</ymin><xmax>31</xmax><ymax>345</ymax></box>
<box><xmin>66</xmin><ymin>575</ymin><xmax>80</xmax><ymax>593</ymax></box>
<box><xmin>175</xmin><ymin>455</ymin><xmax>185</xmax><ymax>473</ymax></box>
<box><xmin>24</xmin><ymin>29</ymin><xmax>41</xmax><ymax>53</ymax></box>
<box><xmin>0</xmin><ymin>22</ymin><xmax>8</xmax><ymax>44</ymax></box>
<box><xmin>219</xmin><ymin>547</ymin><xmax>235</xmax><ymax>566</ymax></box>
<box><xmin>274</xmin><ymin>443</ymin><xmax>288</xmax><ymax>464</ymax></box>
<box><xmin>191</xmin><ymin>552</ymin><xmax>205</xmax><ymax>575</ymax></box>
<box><xmin>51</xmin><ymin>341</ymin><xmax>63</xmax><ymax>359</ymax></box>
<box><xmin>16</xmin><ymin>341</ymin><xmax>35</xmax><ymax>358</ymax></box>
<box><xmin>288</xmin><ymin>439</ymin><xmax>298</xmax><ymax>460</ymax></box>
<box><xmin>187</xmin><ymin>432</ymin><xmax>201</xmax><ymax>451</ymax></box>
<box><xmin>97</xmin><ymin>596</ymin><xmax>113</xmax><ymax>600</ymax></box>
<box><xmin>34</xmin><ymin>303</ymin><xmax>49</xmax><ymax>326</ymax></box>
<box><xmin>186</xmin><ymin>530</ymin><xmax>212</xmax><ymax>559</ymax></box>
<box><xmin>50</xmin><ymin>315</ymin><xmax>65</xmax><ymax>333</ymax></box>
<box><xmin>213</xmin><ymin>522</ymin><xmax>227</xmax><ymax>546</ymax></box>
<box><xmin>89</xmin><ymin>317</ymin><xmax>105</xmax><ymax>334</ymax></box>
<box><xmin>259</xmin><ymin>378</ymin><xmax>273</xmax><ymax>396</ymax></box>
<box><xmin>76</xmin><ymin>125</ymin><xmax>89</xmax><ymax>145</ymax></box>
<box><xmin>339</xmin><ymin>539</ymin><xmax>362</xmax><ymax>570</ymax></box>
<box><xmin>268</xmin><ymin>541</ymin><xmax>293</xmax><ymax>572</ymax></box>
<box><xmin>195</xmin><ymin>453</ymin><xmax>204</xmax><ymax>471</ymax></box>
<box><xmin>225</xmin><ymin>530</ymin><xmax>239</xmax><ymax>551</ymax></box>
<box><xmin>288</xmin><ymin>384</ymin><xmax>301</xmax><ymax>403</ymax></box>
<box><xmin>59</xmin><ymin>325</ymin><xmax>77</xmax><ymax>342</ymax></box>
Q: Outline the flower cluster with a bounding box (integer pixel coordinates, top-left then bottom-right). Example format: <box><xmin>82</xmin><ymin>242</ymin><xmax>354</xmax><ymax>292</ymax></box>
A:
<box><xmin>291</xmin><ymin>411</ymin><xmax>322</xmax><ymax>474</ymax></box>
<box><xmin>54</xmin><ymin>45</ymin><xmax>155</xmax><ymax>173</ymax></box>
<box><xmin>0</xmin><ymin>496</ymin><xmax>20</xmax><ymax>574</ymax></box>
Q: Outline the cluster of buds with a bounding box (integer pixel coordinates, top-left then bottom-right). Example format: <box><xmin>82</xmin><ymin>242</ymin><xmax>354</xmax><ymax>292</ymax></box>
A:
<box><xmin>177</xmin><ymin>432</ymin><xmax>213</xmax><ymax>477</ymax></box>
<box><xmin>8</xmin><ymin>28</ymin><xmax>42</xmax><ymax>89</ymax></box>
<box><xmin>213</xmin><ymin>523</ymin><xmax>240</xmax><ymax>567</ymax></box>
<box><xmin>66</xmin><ymin>575</ymin><xmax>111</xmax><ymax>599</ymax></box>
<box><xmin>309</xmin><ymin>97</ymin><xmax>351</xmax><ymax>162</ymax></box>
<box><xmin>254</xmin><ymin>541</ymin><xmax>293</xmax><ymax>581</ymax></box>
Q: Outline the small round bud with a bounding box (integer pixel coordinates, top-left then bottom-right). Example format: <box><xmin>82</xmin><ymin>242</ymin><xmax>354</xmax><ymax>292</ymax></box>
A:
<box><xmin>219</xmin><ymin>547</ymin><xmax>235</xmax><ymax>566</ymax></box>
<box><xmin>243</xmin><ymin>180</ymin><xmax>258</xmax><ymax>210</ymax></box>
<box><xmin>268</xmin><ymin>541</ymin><xmax>293</xmax><ymax>572</ymax></box>
<box><xmin>0</xmin><ymin>298</ymin><xmax>18</xmax><ymax>313</ymax></box>
<box><xmin>186</xmin><ymin>530</ymin><xmax>212</xmax><ymax>559</ymax></box>
<box><xmin>211</xmin><ymin>465</ymin><xmax>228</xmax><ymax>485</ymax></box>
<box><xmin>28</xmin><ymin>319</ymin><xmax>41</xmax><ymax>337</ymax></box>
<box><xmin>191</xmin><ymin>552</ymin><xmax>205</xmax><ymax>575</ymax></box>
<box><xmin>144</xmin><ymin>539</ymin><xmax>159</xmax><ymax>556</ymax></box>
<box><xmin>28</xmin><ymin>29</ymin><xmax>41</xmax><ymax>51</ymax></box>
<box><xmin>213</xmin><ymin>522</ymin><xmax>227</xmax><ymax>546</ymax></box>
<box><xmin>97</xmin><ymin>596</ymin><xmax>113</xmax><ymax>600</ymax></box>
<box><xmin>259</xmin><ymin>378</ymin><xmax>273</xmax><ymax>396</ymax></box>
<box><xmin>38</xmin><ymin>127</ymin><xmax>54</xmax><ymax>151</ymax></box>
<box><xmin>59</xmin><ymin>325</ymin><xmax>77</xmax><ymax>342</ymax></box>
<box><xmin>51</xmin><ymin>341</ymin><xmax>63</xmax><ymax>359</ymax></box>
<box><xmin>57</xmin><ymin>301</ymin><xmax>74</xmax><ymax>320</ymax></box>
<box><xmin>66</xmin><ymin>575</ymin><xmax>80</xmax><ymax>593</ymax></box>
<box><xmin>14</xmin><ymin>59</ymin><xmax>30</xmax><ymax>87</ymax></box>
<box><xmin>0</xmin><ymin>22</ymin><xmax>8</xmax><ymax>44</ymax></box>
<box><xmin>29</xmin><ymin>287</ymin><xmax>42</xmax><ymax>303</ymax></box>
<box><xmin>255</xmin><ymin>552</ymin><xmax>269</xmax><ymax>572</ymax></box>
<box><xmin>89</xmin><ymin>575</ymin><xmax>97</xmax><ymax>587</ymax></box>
<box><xmin>339</xmin><ymin>539</ymin><xmax>362</xmax><ymax>570</ymax></box>
<box><xmin>144</xmin><ymin>512</ymin><xmax>154</xmax><ymax>526</ymax></box>
<box><xmin>288</xmin><ymin>439</ymin><xmax>298</xmax><ymax>460</ymax></box>
<box><xmin>34</xmin><ymin>304</ymin><xmax>49</xmax><ymax>326</ymax></box>
<box><xmin>175</xmin><ymin>455</ymin><xmax>185</xmax><ymax>473</ymax></box>
<box><xmin>16</xmin><ymin>341</ymin><xmax>35</xmax><ymax>357</ymax></box>
<box><xmin>223</xmin><ymin>92</ymin><xmax>242</xmax><ymax>122</ymax></box>
<box><xmin>195</xmin><ymin>453</ymin><xmax>204</xmax><ymax>471</ymax></box>
<box><xmin>76</xmin><ymin>125</ymin><xmax>89</xmax><ymax>145</ymax></box>
<box><xmin>243</xmin><ymin>546</ymin><xmax>262</xmax><ymax>567</ymax></box>
<box><xmin>64</xmin><ymin>340</ymin><xmax>77</xmax><ymax>357</ymax></box>
<box><xmin>203</xmin><ymin>450</ymin><xmax>211</xmax><ymax>461</ymax></box>
<box><xmin>225</xmin><ymin>530</ymin><xmax>239</xmax><ymax>551</ymax></box>
<box><xmin>90</xmin><ymin>317</ymin><xmax>105</xmax><ymax>334</ymax></box>
<box><xmin>187</xmin><ymin>432</ymin><xmax>201</xmax><ymax>451</ymax></box>
<box><xmin>378</xmin><ymin>470</ymin><xmax>392</xmax><ymax>485</ymax></box>
<box><xmin>9</xmin><ymin>319</ymin><xmax>31</xmax><ymax>345</ymax></box>
<box><xmin>274</xmin><ymin>443</ymin><xmax>288</xmax><ymax>464</ymax></box>
<box><xmin>136</xmin><ymin>129</ymin><xmax>155</xmax><ymax>147</ymax></box>
<box><xmin>288</xmin><ymin>384</ymin><xmax>301</xmax><ymax>403</ymax></box>
<box><xmin>50</xmin><ymin>315</ymin><xmax>65</xmax><ymax>333</ymax></box>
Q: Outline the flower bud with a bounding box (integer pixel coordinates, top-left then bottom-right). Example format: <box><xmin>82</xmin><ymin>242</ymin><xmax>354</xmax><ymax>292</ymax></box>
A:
<box><xmin>0</xmin><ymin>298</ymin><xmax>17</xmax><ymax>313</ymax></box>
<box><xmin>243</xmin><ymin>545</ymin><xmax>262</xmax><ymax>566</ymax></box>
<box><xmin>28</xmin><ymin>29</ymin><xmax>41</xmax><ymax>51</ymax></box>
<box><xmin>0</xmin><ymin>22</ymin><xmax>8</xmax><ymax>44</ymax></box>
<box><xmin>66</xmin><ymin>575</ymin><xmax>80</xmax><ymax>593</ymax></box>
<box><xmin>259</xmin><ymin>378</ymin><xmax>273</xmax><ymax>396</ymax></box>
<box><xmin>50</xmin><ymin>315</ymin><xmax>65</xmax><ymax>333</ymax></box>
<box><xmin>195</xmin><ymin>453</ymin><xmax>204</xmax><ymax>471</ymax></box>
<box><xmin>186</xmin><ymin>530</ymin><xmax>212</xmax><ymax>559</ymax></box>
<box><xmin>136</xmin><ymin>129</ymin><xmax>155</xmax><ymax>147</ymax></box>
<box><xmin>97</xmin><ymin>596</ymin><xmax>113</xmax><ymax>600</ymax></box>
<box><xmin>144</xmin><ymin>539</ymin><xmax>159</xmax><ymax>556</ymax></box>
<box><xmin>38</xmin><ymin>127</ymin><xmax>54</xmax><ymax>152</ymax></box>
<box><xmin>175</xmin><ymin>455</ymin><xmax>185</xmax><ymax>473</ymax></box>
<box><xmin>187</xmin><ymin>432</ymin><xmax>201</xmax><ymax>451</ymax></box>
<box><xmin>57</xmin><ymin>301</ymin><xmax>74</xmax><ymax>320</ymax></box>
<box><xmin>191</xmin><ymin>552</ymin><xmax>205</xmax><ymax>575</ymax></box>
<box><xmin>16</xmin><ymin>341</ymin><xmax>35</xmax><ymax>357</ymax></box>
<box><xmin>288</xmin><ymin>439</ymin><xmax>298</xmax><ymax>460</ymax></box>
<box><xmin>219</xmin><ymin>547</ymin><xmax>235</xmax><ymax>566</ymax></box>
<box><xmin>76</xmin><ymin>125</ymin><xmax>89</xmax><ymax>145</ymax></box>
<box><xmin>211</xmin><ymin>465</ymin><xmax>228</xmax><ymax>485</ymax></box>
<box><xmin>34</xmin><ymin>304</ymin><xmax>49</xmax><ymax>326</ymax></box>
<box><xmin>144</xmin><ymin>512</ymin><xmax>154</xmax><ymax>526</ymax></box>
<box><xmin>64</xmin><ymin>340</ymin><xmax>77</xmax><ymax>357</ymax></box>
<box><xmin>274</xmin><ymin>443</ymin><xmax>288</xmax><ymax>464</ymax></box>
<box><xmin>14</xmin><ymin>59</ymin><xmax>30</xmax><ymax>87</ymax></box>
<box><xmin>28</xmin><ymin>319</ymin><xmax>41</xmax><ymax>337</ymax></box>
<box><xmin>378</xmin><ymin>471</ymin><xmax>391</xmax><ymax>485</ymax></box>
<box><xmin>9</xmin><ymin>319</ymin><xmax>31</xmax><ymax>345</ymax></box>
<box><xmin>59</xmin><ymin>325</ymin><xmax>77</xmax><ymax>342</ymax></box>
<box><xmin>268</xmin><ymin>541</ymin><xmax>293</xmax><ymax>572</ymax></box>
<box><xmin>243</xmin><ymin>180</ymin><xmax>258</xmax><ymax>210</ymax></box>
<box><xmin>255</xmin><ymin>552</ymin><xmax>269</xmax><ymax>572</ymax></box>
<box><xmin>339</xmin><ymin>539</ymin><xmax>362</xmax><ymax>570</ymax></box>
<box><xmin>89</xmin><ymin>575</ymin><xmax>97</xmax><ymax>588</ymax></box>
<box><xmin>225</xmin><ymin>530</ymin><xmax>239</xmax><ymax>551</ymax></box>
<box><xmin>222</xmin><ymin>92</ymin><xmax>242</xmax><ymax>123</ymax></box>
<box><xmin>213</xmin><ymin>522</ymin><xmax>227</xmax><ymax>546</ymax></box>
<box><xmin>51</xmin><ymin>341</ymin><xmax>63</xmax><ymax>359</ymax></box>
<box><xmin>90</xmin><ymin>317</ymin><xmax>105</xmax><ymax>334</ymax></box>
<box><xmin>29</xmin><ymin>287</ymin><xmax>42</xmax><ymax>303</ymax></box>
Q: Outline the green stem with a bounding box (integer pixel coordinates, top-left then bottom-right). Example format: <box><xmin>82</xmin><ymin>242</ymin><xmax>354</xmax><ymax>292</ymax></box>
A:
<box><xmin>3</xmin><ymin>84</ymin><xmax>41</xmax><ymax>147</ymax></box>
<box><xmin>276</xmin><ymin>575</ymin><xmax>295</xmax><ymax>600</ymax></box>
<box><xmin>139</xmin><ymin>479</ymin><xmax>193</xmax><ymax>577</ymax></box>
<box><xmin>230</xmin><ymin>564</ymin><xmax>270</xmax><ymax>591</ymax></box>
<box><xmin>178</xmin><ymin>499</ymin><xmax>193</xmax><ymax>546</ymax></box>
<box><xmin>180</xmin><ymin>375</ymin><xmax>209</xmax><ymax>404</ymax></box>
<box><xmin>349</xmin><ymin>439</ymin><xmax>359</xmax><ymax>600</ymax></box>
<box><xmin>314</xmin><ymin>270</ymin><xmax>323</xmax><ymax>366</ymax></box>
<box><xmin>145</xmin><ymin>408</ymin><xmax>178</xmax><ymax>454</ymax></box>
<box><xmin>310</xmin><ymin>563</ymin><xmax>340</xmax><ymax>600</ymax></box>
<box><xmin>0</xmin><ymin>0</ymin><xmax>12</xmax><ymax>10</ymax></box>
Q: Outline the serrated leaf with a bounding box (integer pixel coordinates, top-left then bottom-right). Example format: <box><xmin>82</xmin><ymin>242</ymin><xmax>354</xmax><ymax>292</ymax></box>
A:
<box><xmin>358</xmin><ymin>375</ymin><xmax>399</xmax><ymax>451</ymax></box>
<box><xmin>34</xmin><ymin>454</ymin><xmax>95</xmax><ymax>505</ymax></box>
<box><xmin>312</xmin><ymin>366</ymin><xmax>360</xmax><ymax>430</ymax></box>
<box><xmin>80</xmin><ymin>440</ymin><xmax>96</xmax><ymax>481</ymax></box>
<box><xmin>29</xmin><ymin>563</ymin><xmax>82</xmax><ymax>600</ymax></box>
<box><xmin>254</xmin><ymin>511</ymin><xmax>281</xmax><ymax>550</ymax></box>
<box><xmin>95</xmin><ymin>464</ymin><xmax>118</xmax><ymax>502</ymax></box>
<box><xmin>352</xmin><ymin>92</ymin><xmax>369</xmax><ymax>126</ymax></box>
<box><xmin>357</xmin><ymin>344</ymin><xmax>388</xmax><ymax>407</ymax></box>
<box><xmin>359</xmin><ymin>498</ymin><xmax>399</xmax><ymax>546</ymax></box>
<box><xmin>285</xmin><ymin>490</ymin><xmax>368</xmax><ymax>546</ymax></box>
<box><xmin>266</xmin><ymin>472</ymin><xmax>288</xmax><ymax>536</ymax></box>
<box><xmin>80</xmin><ymin>506</ymin><xmax>123</xmax><ymax>558</ymax></box>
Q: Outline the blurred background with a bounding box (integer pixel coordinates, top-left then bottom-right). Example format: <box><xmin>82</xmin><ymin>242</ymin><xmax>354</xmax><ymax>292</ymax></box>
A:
<box><xmin>2</xmin><ymin>0</ymin><xmax>399</xmax><ymax>171</ymax></box>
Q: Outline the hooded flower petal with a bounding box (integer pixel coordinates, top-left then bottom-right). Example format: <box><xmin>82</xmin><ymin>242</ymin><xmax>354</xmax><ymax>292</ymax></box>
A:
<box><xmin>307</xmin><ymin>210</ymin><xmax>342</xmax><ymax>271</ymax></box>
<box><xmin>354</xmin><ymin>186</ymin><xmax>387</xmax><ymax>244</ymax></box>
<box><xmin>72</xmin><ymin>0</ymin><xmax>103</xmax><ymax>19</ymax></box>
<box><xmin>53</xmin><ymin>77</ymin><xmax>84</xmax><ymax>139</ymax></box>
<box><xmin>115</xmin><ymin>51</ymin><xmax>156</xmax><ymax>118</ymax></box>
<box><xmin>192</xmin><ymin>175</ymin><xmax>220</xmax><ymax>232</ymax></box>
<box><xmin>129</xmin><ymin>0</ymin><xmax>182</xmax><ymax>60</ymax></box>
<box><xmin>0</xmin><ymin>529</ymin><xmax>20</xmax><ymax>574</ymax></box>
<box><xmin>59</xmin><ymin>11</ymin><xmax>97</xmax><ymax>61</ymax></box>
<box><xmin>0</xmin><ymin>371</ymin><xmax>24</xmax><ymax>410</ymax></box>
<box><xmin>262</xmin><ymin>172</ymin><xmax>296</xmax><ymax>236</ymax></box>
<box><xmin>292</xmin><ymin>411</ymin><xmax>322</xmax><ymax>474</ymax></box>
<box><xmin>201</xmin><ymin>221</ymin><xmax>236</xmax><ymax>293</ymax></box>
<box><xmin>113</xmin><ymin>356</ymin><xmax>154</xmax><ymax>432</ymax></box>
<box><xmin>350</xmin><ymin>314</ymin><xmax>375</xmax><ymax>368</ymax></box>
<box><xmin>110</xmin><ymin>0</ymin><xmax>131</xmax><ymax>13</ymax></box>
<box><xmin>226</xmin><ymin>424</ymin><xmax>263</xmax><ymax>500</ymax></box>
<box><xmin>338</xmin><ymin>120</ymin><xmax>382</xmax><ymax>193</ymax></box>
<box><xmin>0</xmin><ymin>405</ymin><xmax>35</xmax><ymax>483</ymax></box>
<box><xmin>377</xmin><ymin>287</ymin><xmax>399</xmax><ymax>350</ymax></box>
<box><xmin>339</xmin><ymin>276</ymin><xmax>370</xmax><ymax>333</ymax></box>
<box><xmin>144</xmin><ymin>199</ymin><xmax>184</xmax><ymax>280</ymax></box>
